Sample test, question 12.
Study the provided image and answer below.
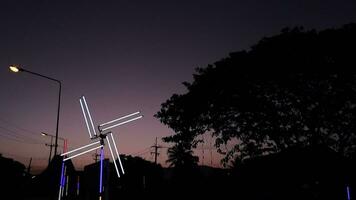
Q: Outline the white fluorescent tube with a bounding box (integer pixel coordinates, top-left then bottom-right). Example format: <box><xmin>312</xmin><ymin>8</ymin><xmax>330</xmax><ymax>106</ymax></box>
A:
<box><xmin>99</xmin><ymin>111</ymin><xmax>140</xmax><ymax>127</ymax></box>
<box><xmin>64</xmin><ymin>145</ymin><xmax>103</xmax><ymax>161</ymax></box>
<box><xmin>80</xmin><ymin>98</ymin><xmax>92</xmax><ymax>138</ymax></box>
<box><xmin>101</xmin><ymin>115</ymin><xmax>143</xmax><ymax>132</ymax></box>
<box><xmin>61</xmin><ymin>141</ymin><xmax>100</xmax><ymax>156</ymax></box>
<box><xmin>110</xmin><ymin>133</ymin><xmax>125</xmax><ymax>174</ymax></box>
<box><xmin>82</xmin><ymin>96</ymin><xmax>97</xmax><ymax>136</ymax></box>
<box><xmin>106</xmin><ymin>138</ymin><xmax>120</xmax><ymax>178</ymax></box>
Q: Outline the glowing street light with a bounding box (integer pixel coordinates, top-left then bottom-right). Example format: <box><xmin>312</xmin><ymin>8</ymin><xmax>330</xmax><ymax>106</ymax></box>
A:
<box><xmin>9</xmin><ymin>64</ymin><xmax>62</xmax><ymax>156</ymax></box>
<box><xmin>9</xmin><ymin>65</ymin><xmax>21</xmax><ymax>73</ymax></box>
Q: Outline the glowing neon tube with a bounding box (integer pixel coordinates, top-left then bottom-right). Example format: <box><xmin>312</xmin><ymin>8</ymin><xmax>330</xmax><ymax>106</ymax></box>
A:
<box><xmin>80</xmin><ymin>98</ymin><xmax>92</xmax><ymax>138</ymax></box>
<box><xmin>99</xmin><ymin>147</ymin><xmax>104</xmax><ymax>194</ymax></box>
<box><xmin>110</xmin><ymin>133</ymin><xmax>125</xmax><ymax>174</ymax></box>
<box><xmin>101</xmin><ymin>115</ymin><xmax>143</xmax><ymax>132</ymax></box>
<box><xmin>82</xmin><ymin>96</ymin><xmax>97</xmax><ymax>136</ymax></box>
<box><xmin>58</xmin><ymin>160</ymin><xmax>65</xmax><ymax>200</ymax></box>
<box><xmin>99</xmin><ymin>111</ymin><xmax>140</xmax><ymax>127</ymax></box>
<box><xmin>61</xmin><ymin>141</ymin><xmax>100</xmax><ymax>156</ymax></box>
<box><xmin>106</xmin><ymin>137</ymin><xmax>120</xmax><ymax>178</ymax></box>
<box><xmin>64</xmin><ymin>145</ymin><xmax>103</xmax><ymax>161</ymax></box>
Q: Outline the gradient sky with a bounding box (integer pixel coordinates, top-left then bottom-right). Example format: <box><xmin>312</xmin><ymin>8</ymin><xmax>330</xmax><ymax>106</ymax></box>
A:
<box><xmin>1</xmin><ymin>0</ymin><xmax>356</xmax><ymax>172</ymax></box>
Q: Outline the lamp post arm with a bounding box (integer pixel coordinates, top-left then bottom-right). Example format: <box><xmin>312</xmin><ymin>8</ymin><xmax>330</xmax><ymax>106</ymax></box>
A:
<box><xmin>20</xmin><ymin>68</ymin><xmax>61</xmax><ymax>84</ymax></box>
<box><xmin>20</xmin><ymin>68</ymin><xmax>62</xmax><ymax>156</ymax></box>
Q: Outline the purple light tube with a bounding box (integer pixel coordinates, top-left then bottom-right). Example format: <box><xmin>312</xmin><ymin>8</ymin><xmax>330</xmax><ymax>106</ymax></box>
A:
<box><xmin>99</xmin><ymin>147</ymin><xmax>104</xmax><ymax>194</ymax></box>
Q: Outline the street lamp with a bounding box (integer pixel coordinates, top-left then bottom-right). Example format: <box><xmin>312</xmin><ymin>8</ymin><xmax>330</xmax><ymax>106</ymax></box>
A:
<box><xmin>9</xmin><ymin>64</ymin><xmax>62</xmax><ymax>156</ymax></box>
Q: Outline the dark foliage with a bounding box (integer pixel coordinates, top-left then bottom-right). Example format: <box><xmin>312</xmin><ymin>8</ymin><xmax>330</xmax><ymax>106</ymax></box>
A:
<box><xmin>155</xmin><ymin>23</ymin><xmax>356</xmax><ymax>165</ymax></box>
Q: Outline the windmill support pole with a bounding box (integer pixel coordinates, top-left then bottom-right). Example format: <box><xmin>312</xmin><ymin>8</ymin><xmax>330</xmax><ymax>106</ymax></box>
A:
<box><xmin>99</xmin><ymin>146</ymin><xmax>104</xmax><ymax>200</ymax></box>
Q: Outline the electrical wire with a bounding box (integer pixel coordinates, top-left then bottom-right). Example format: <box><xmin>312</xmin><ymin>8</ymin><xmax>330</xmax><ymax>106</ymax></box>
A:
<box><xmin>0</xmin><ymin>126</ymin><xmax>44</xmax><ymax>144</ymax></box>
<box><xmin>0</xmin><ymin>117</ymin><xmax>41</xmax><ymax>136</ymax></box>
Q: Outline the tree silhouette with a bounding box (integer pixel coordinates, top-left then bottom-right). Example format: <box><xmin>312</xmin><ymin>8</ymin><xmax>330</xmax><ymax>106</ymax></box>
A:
<box><xmin>156</xmin><ymin>23</ymin><xmax>356</xmax><ymax>165</ymax></box>
<box><xmin>166</xmin><ymin>142</ymin><xmax>198</xmax><ymax>168</ymax></box>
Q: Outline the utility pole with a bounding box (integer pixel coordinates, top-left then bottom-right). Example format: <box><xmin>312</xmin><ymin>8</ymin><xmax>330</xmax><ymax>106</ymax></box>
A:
<box><xmin>151</xmin><ymin>137</ymin><xmax>162</xmax><ymax>165</ymax></box>
<box><xmin>45</xmin><ymin>136</ymin><xmax>54</xmax><ymax>165</ymax></box>
<box><xmin>27</xmin><ymin>157</ymin><xmax>32</xmax><ymax>174</ymax></box>
<box><xmin>92</xmin><ymin>150</ymin><xmax>100</xmax><ymax>163</ymax></box>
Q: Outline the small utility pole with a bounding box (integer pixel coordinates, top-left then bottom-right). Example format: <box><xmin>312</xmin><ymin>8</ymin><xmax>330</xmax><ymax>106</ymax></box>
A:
<box><xmin>45</xmin><ymin>137</ymin><xmax>54</xmax><ymax>165</ymax></box>
<box><xmin>27</xmin><ymin>157</ymin><xmax>32</xmax><ymax>174</ymax></box>
<box><xmin>92</xmin><ymin>150</ymin><xmax>100</xmax><ymax>163</ymax></box>
<box><xmin>151</xmin><ymin>137</ymin><xmax>162</xmax><ymax>164</ymax></box>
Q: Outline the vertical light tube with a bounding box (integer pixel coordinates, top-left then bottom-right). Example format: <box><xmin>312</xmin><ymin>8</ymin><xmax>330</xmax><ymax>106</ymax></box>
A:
<box><xmin>110</xmin><ymin>133</ymin><xmax>125</xmax><ymax>174</ymax></box>
<box><xmin>58</xmin><ymin>160</ymin><xmax>65</xmax><ymax>200</ymax></box>
<box><xmin>58</xmin><ymin>187</ymin><xmax>62</xmax><ymax>200</ymax></box>
<box><xmin>82</xmin><ymin>96</ymin><xmax>97</xmax><ymax>136</ymax></box>
<box><xmin>347</xmin><ymin>186</ymin><xmax>351</xmax><ymax>200</ymax></box>
<box><xmin>62</xmin><ymin>166</ymin><xmax>67</xmax><ymax>197</ymax></box>
<box><xmin>65</xmin><ymin>175</ymin><xmax>69</xmax><ymax>196</ymax></box>
<box><xmin>76</xmin><ymin>176</ymin><xmax>80</xmax><ymax>196</ymax></box>
<box><xmin>80</xmin><ymin>98</ymin><xmax>92</xmax><ymax>138</ymax></box>
<box><xmin>106</xmin><ymin>138</ymin><xmax>120</xmax><ymax>178</ymax></box>
<box><xmin>99</xmin><ymin>147</ymin><xmax>104</xmax><ymax>195</ymax></box>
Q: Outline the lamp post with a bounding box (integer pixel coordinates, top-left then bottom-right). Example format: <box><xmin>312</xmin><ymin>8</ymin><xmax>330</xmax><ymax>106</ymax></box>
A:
<box><xmin>9</xmin><ymin>64</ymin><xmax>62</xmax><ymax>156</ymax></box>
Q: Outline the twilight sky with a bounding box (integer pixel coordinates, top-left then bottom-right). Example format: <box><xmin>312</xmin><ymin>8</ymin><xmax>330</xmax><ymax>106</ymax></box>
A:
<box><xmin>1</xmin><ymin>0</ymin><xmax>356</xmax><ymax>172</ymax></box>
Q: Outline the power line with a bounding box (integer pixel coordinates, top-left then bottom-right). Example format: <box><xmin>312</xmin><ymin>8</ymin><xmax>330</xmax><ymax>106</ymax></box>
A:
<box><xmin>0</xmin><ymin>132</ymin><xmax>43</xmax><ymax>145</ymax></box>
<box><xmin>0</xmin><ymin>125</ymin><xmax>44</xmax><ymax>144</ymax></box>
<box><xmin>0</xmin><ymin>125</ymin><xmax>43</xmax><ymax>142</ymax></box>
<box><xmin>0</xmin><ymin>117</ymin><xmax>41</xmax><ymax>136</ymax></box>
<box><xmin>131</xmin><ymin>147</ymin><xmax>151</xmax><ymax>156</ymax></box>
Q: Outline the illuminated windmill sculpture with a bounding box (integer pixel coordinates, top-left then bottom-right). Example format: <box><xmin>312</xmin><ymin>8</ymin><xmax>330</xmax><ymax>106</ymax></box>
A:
<box><xmin>59</xmin><ymin>96</ymin><xmax>143</xmax><ymax>200</ymax></box>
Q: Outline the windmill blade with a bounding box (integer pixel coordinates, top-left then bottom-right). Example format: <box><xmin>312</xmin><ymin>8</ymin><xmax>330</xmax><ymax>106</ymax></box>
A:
<box><xmin>109</xmin><ymin>133</ymin><xmax>125</xmax><ymax>174</ymax></box>
<box><xmin>61</xmin><ymin>141</ymin><xmax>101</xmax><ymax>156</ymax></box>
<box><xmin>79</xmin><ymin>98</ymin><xmax>92</xmax><ymax>138</ymax></box>
<box><xmin>80</xmin><ymin>96</ymin><xmax>97</xmax><ymax>137</ymax></box>
<box><xmin>99</xmin><ymin>111</ymin><xmax>140</xmax><ymax>127</ymax></box>
<box><xmin>64</xmin><ymin>145</ymin><xmax>103</xmax><ymax>161</ymax></box>
<box><xmin>105</xmin><ymin>137</ymin><xmax>121</xmax><ymax>178</ymax></box>
<box><xmin>100</xmin><ymin>115</ymin><xmax>143</xmax><ymax>132</ymax></box>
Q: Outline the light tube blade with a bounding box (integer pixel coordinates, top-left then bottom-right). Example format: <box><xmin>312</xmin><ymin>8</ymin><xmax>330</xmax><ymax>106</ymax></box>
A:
<box><xmin>99</xmin><ymin>111</ymin><xmax>140</xmax><ymax>127</ymax></box>
<box><xmin>80</xmin><ymin>98</ymin><xmax>92</xmax><ymax>138</ymax></box>
<box><xmin>61</xmin><ymin>141</ymin><xmax>101</xmax><ymax>156</ymax></box>
<box><xmin>82</xmin><ymin>96</ymin><xmax>97</xmax><ymax>136</ymax></box>
<box><xmin>63</xmin><ymin>145</ymin><xmax>103</xmax><ymax>161</ymax></box>
<box><xmin>106</xmin><ymin>138</ymin><xmax>120</xmax><ymax>178</ymax></box>
<box><xmin>58</xmin><ymin>187</ymin><xmax>62</xmax><ymax>200</ymax></box>
<box><xmin>99</xmin><ymin>147</ymin><xmax>104</xmax><ymax>193</ymax></box>
<box><xmin>101</xmin><ymin>115</ymin><xmax>143</xmax><ymax>132</ymax></box>
<box><xmin>110</xmin><ymin>133</ymin><xmax>125</xmax><ymax>174</ymax></box>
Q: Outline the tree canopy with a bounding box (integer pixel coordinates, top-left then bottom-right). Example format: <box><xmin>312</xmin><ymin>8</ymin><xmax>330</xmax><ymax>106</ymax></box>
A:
<box><xmin>156</xmin><ymin>24</ymin><xmax>356</xmax><ymax>165</ymax></box>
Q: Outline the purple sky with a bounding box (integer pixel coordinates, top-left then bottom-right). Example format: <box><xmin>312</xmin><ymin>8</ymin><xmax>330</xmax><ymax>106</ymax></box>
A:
<box><xmin>1</xmin><ymin>0</ymin><xmax>356</xmax><ymax>172</ymax></box>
